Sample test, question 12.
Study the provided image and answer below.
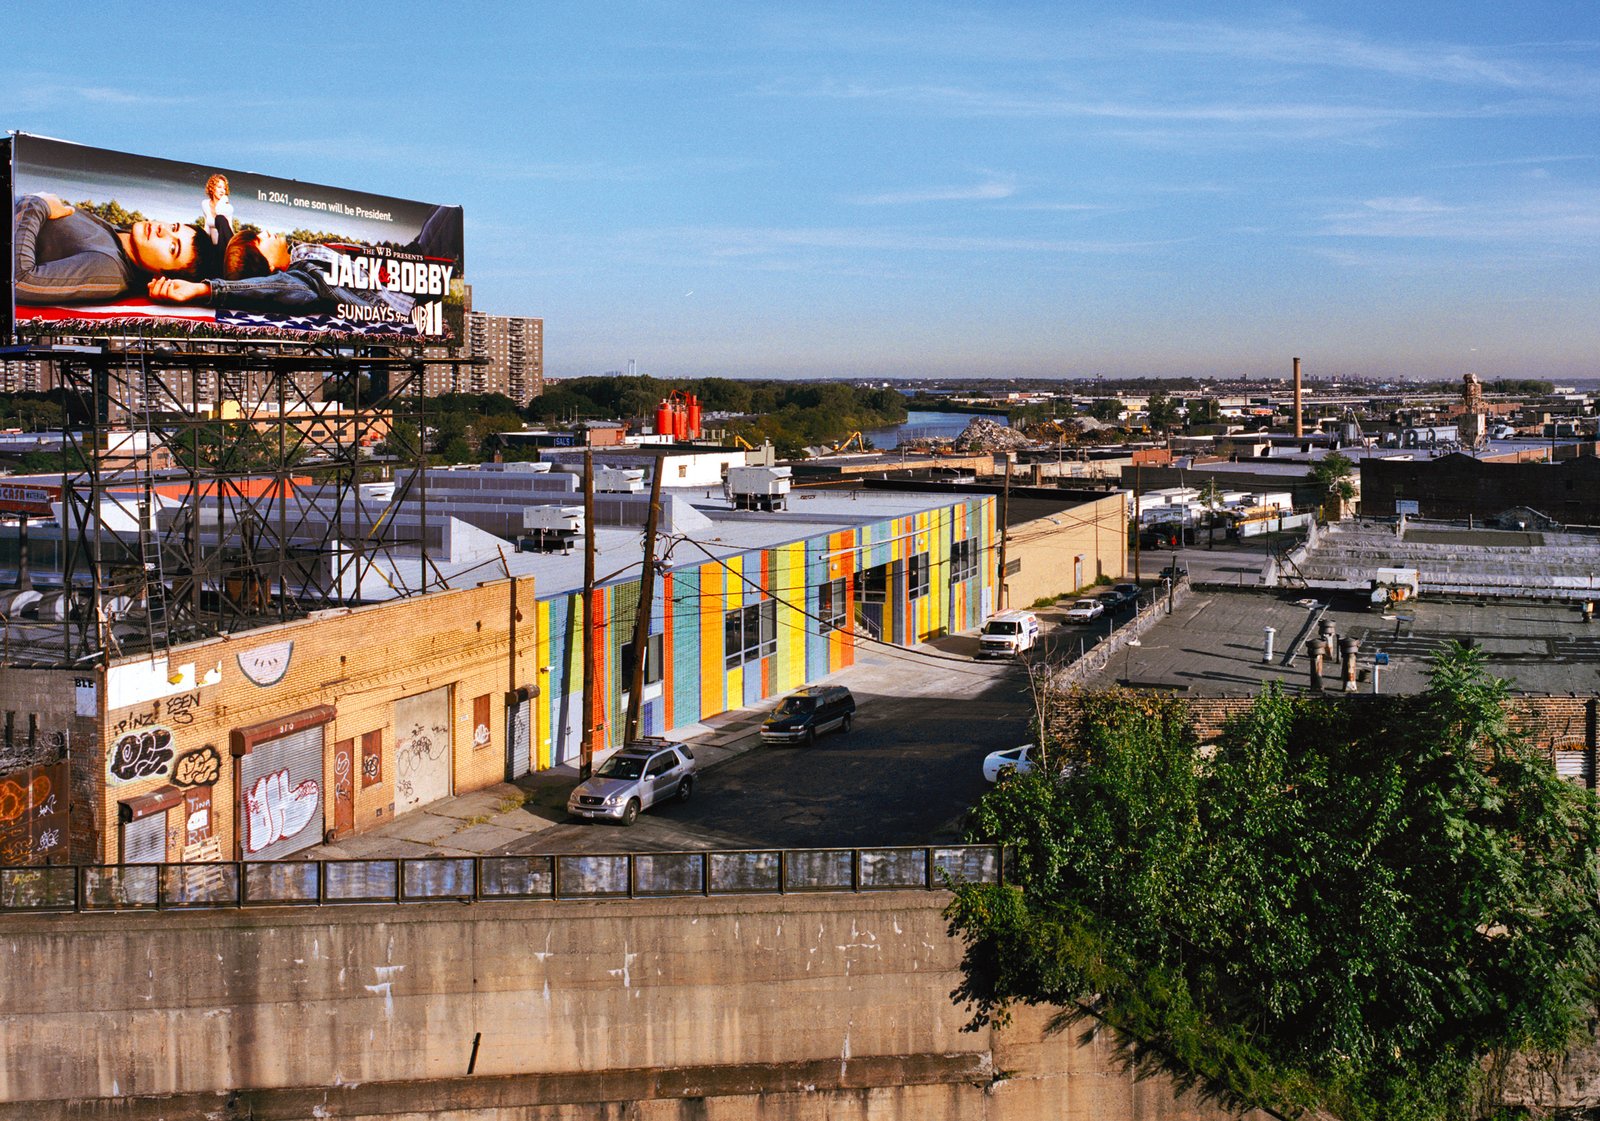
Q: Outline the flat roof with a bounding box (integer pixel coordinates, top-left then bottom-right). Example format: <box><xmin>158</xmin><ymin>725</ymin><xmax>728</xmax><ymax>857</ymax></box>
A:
<box><xmin>1078</xmin><ymin>588</ymin><xmax>1600</xmax><ymax>696</ymax></box>
<box><xmin>427</xmin><ymin>485</ymin><xmax>982</xmax><ymax>600</ymax></box>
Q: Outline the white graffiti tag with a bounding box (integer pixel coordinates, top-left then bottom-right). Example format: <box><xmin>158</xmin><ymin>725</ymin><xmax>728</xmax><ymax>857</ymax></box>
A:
<box><xmin>244</xmin><ymin>770</ymin><xmax>319</xmax><ymax>853</ymax></box>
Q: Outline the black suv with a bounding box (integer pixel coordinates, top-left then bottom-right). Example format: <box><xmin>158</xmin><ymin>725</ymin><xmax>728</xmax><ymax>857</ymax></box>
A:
<box><xmin>760</xmin><ymin>685</ymin><xmax>856</xmax><ymax>746</ymax></box>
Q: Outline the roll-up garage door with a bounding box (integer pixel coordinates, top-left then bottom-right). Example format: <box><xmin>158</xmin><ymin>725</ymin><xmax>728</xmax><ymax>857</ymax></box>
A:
<box><xmin>508</xmin><ymin>697</ymin><xmax>531</xmax><ymax>780</ymax></box>
<box><xmin>123</xmin><ymin>813</ymin><xmax>166</xmax><ymax>864</ymax></box>
<box><xmin>239</xmin><ymin>723</ymin><xmax>326</xmax><ymax>860</ymax></box>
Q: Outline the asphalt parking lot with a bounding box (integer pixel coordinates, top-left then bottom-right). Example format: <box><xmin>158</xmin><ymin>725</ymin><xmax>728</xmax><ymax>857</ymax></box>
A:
<box><xmin>307</xmin><ymin>630</ymin><xmax>1036</xmax><ymax>860</ymax></box>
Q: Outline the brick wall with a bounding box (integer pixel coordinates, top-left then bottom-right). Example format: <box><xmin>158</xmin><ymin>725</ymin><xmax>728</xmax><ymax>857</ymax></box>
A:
<box><xmin>95</xmin><ymin>578</ymin><xmax>536</xmax><ymax>864</ymax></box>
<box><xmin>1048</xmin><ymin>691</ymin><xmax>1599</xmax><ymax>777</ymax></box>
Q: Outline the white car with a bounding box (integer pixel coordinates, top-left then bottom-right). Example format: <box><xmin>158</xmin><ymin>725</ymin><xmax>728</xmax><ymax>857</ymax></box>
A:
<box><xmin>1065</xmin><ymin>598</ymin><xmax>1104</xmax><ymax>623</ymax></box>
<box><xmin>567</xmin><ymin>739</ymin><xmax>696</xmax><ymax>825</ymax></box>
<box><xmin>982</xmin><ymin>744</ymin><xmax>1037</xmax><ymax>783</ymax></box>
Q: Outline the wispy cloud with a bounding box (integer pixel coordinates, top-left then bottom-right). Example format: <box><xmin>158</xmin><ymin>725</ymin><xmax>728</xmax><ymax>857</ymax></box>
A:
<box><xmin>1</xmin><ymin>82</ymin><xmax>194</xmax><ymax>111</ymax></box>
<box><xmin>1119</xmin><ymin>18</ymin><xmax>1600</xmax><ymax>98</ymax></box>
<box><xmin>1318</xmin><ymin>188</ymin><xmax>1600</xmax><ymax>242</ymax></box>
<box><xmin>628</xmin><ymin>224</ymin><xmax>1175</xmax><ymax>260</ymax></box>
<box><xmin>779</xmin><ymin>79</ymin><xmax>1513</xmax><ymax>147</ymax></box>
<box><xmin>847</xmin><ymin>176</ymin><xmax>1016</xmax><ymax>205</ymax></box>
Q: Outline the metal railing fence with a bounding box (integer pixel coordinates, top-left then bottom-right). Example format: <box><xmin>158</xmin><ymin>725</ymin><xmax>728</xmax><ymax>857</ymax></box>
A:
<box><xmin>0</xmin><ymin>844</ymin><xmax>1004</xmax><ymax>915</ymax></box>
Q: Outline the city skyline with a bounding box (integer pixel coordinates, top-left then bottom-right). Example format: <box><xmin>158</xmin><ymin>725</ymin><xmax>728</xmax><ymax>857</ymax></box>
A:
<box><xmin>7</xmin><ymin>1</ymin><xmax>1600</xmax><ymax>382</ymax></box>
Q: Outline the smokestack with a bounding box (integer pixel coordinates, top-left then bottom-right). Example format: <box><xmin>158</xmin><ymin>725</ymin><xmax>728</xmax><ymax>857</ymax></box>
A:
<box><xmin>1307</xmin><ymin>639</ymin><xmax>1324</xmax><ymax>692</ymax></box>
<box><xmin>1293</xmin><ymin>356</ymin><xmax>1304</xmax><ymax>439</ymax></box>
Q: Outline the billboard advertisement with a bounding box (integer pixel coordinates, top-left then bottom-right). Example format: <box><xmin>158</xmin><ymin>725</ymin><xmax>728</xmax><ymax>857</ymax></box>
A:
<box><xmin>7</xmin><ymin>133</ymin><xmax>464</xmax><ymax>342</ymax></box>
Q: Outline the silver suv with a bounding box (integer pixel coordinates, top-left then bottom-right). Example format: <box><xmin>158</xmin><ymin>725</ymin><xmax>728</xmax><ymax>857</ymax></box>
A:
<box><xmin>567</xmin><ymin>739</ymin><xmax>696</xmax><ymax>825</ymax></box>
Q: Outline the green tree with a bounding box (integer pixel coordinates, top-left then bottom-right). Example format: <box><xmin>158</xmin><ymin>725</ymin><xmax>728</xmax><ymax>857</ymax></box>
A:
<box><xmin>1186</xmin><ymin>397</ymin><xmax>1221</xmax><ymax>426</ymax></box>
<box><xmin>1145</xmin><ymin>390</ymin><xmax>1181</xmax><ymax>432</ymax></box>
<box><xmin>1087</xmin><ymin>399</ymin><xmax>1125</xmax><ymax>423</ymax></box>
<box><xmin>948</xmin><ymin>648</ymin><xmax>1600</xmax><ymax>1121</ymax></box>
<box><xmin>1310</xmin><ymin>452</ymin><xmax>1356</xmax><ymax>518</ymax></box>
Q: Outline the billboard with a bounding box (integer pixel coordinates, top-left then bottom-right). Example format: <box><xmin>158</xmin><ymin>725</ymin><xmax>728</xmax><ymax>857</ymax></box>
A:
<box><xmin>6</xmin><ymin>133</ymin><xmax>464</xmax><ymax>342</ymax></box>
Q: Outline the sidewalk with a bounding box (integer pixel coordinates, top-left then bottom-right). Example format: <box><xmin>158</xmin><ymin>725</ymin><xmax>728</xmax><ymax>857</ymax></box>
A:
<box><xmin>298</xmin><ymin>704</ymin><xmax>772</xmax><ymax>861</ymax></box>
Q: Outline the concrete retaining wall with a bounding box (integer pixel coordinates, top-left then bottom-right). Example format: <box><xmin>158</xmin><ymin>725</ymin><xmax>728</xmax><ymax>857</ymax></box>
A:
<box><xmin>0</xmin><ymin>892</ymin><xmax>1261</xmax><ymax>1121</ymax></box>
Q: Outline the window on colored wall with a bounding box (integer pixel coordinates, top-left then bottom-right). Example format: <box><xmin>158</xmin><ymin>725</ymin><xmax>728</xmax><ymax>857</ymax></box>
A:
<box><xmin>620</xmin><ymin>633</ymin><xmax>665</xmax><ymax>687</ymax></box>
<box><xmin>724</xmin><ymin>600</ymin><xmax>777</xmax><ymax>669</ymax></box>
<box><xmin>818</xmin><ymin>578</ymin><xmax>847</xmax><ymax>631</ymax></box>
<box><xmin>859</xmin><ymin>563</ymin><xmax>890</xmax><ymax>603</ymax></box>
<box><xmin>908</xmin><ymin>553</ymin><xmax>930</xmax><ymax>599</ymax></box>
<box><xmin>949</xmin><ymin>539</ymin><xmax>978</xmax><ymax>583</ymax></box>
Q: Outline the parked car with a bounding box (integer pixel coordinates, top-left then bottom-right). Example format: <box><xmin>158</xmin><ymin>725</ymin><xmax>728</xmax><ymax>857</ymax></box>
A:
<box><xmin>1065</xmin><ymin>598</ymin><xmax>1105</xmax><ymax>623</ymax></box>
<box><xmin>760</xmin><ymin>684</ymin><xmax>856</xmax><ymax>745</ymax></box>
<box><xmin>1160</xmin><ymin>563</ymin><xmax>1189</xmax><ymax>581</ymax></box>
<box><xmin>983</xmin><ymin>743</ymin><xmax>1036</xmax><ymax>782</ymax></box>
<box><xmin>567</xmin><ymin>738</ymin><xmax>696</xmax><ymax>825</ymax></box>
<box><xmin>1096</xmin><ymin>590</ymin><xmax>1125</xmax><ymax>614</ymax></box>
<box><xmin>978</xmin><ymin>610</ymin><xmax>1041</xmax><ymax>658</ymax></box>
<box><xmin>1112</xmin><ymin>582</ymin><xmax>1141</xmax><ymax>607</ymax></box>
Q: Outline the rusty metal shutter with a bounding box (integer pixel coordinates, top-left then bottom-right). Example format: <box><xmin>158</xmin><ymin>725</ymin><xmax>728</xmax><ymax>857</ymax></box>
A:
<box><xmin>123</xmin><ymin>813</ymin><xmax>166</xmax><ymax>864</ymax></box>
<box><xmin>239</xmin><ymin>725</ymin><xmax>325</xmax><ymax>860</ymax></box>
<box><xmin>509</xmin><ymin>698</ymin><xmax>531</xmax><ymax>779</ymax></box>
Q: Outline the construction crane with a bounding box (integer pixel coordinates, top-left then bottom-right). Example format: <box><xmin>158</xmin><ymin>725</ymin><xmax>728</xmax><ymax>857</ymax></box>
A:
<box><xmin>830</xmin><ymin>431</ymin><xmax>868</xmax><ymax>454</ymax></box>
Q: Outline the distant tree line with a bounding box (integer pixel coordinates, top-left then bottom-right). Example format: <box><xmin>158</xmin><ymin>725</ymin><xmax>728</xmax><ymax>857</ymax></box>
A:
<box><xmin>526</xmin><ymin>376</ymin><xmax>906</xmax><ymax>457</ymax></box>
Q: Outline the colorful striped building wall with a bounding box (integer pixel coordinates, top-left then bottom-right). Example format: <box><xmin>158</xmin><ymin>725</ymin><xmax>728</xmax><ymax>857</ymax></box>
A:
<box><xmin>530</xmin><ymin>496</ymin><xmax>995</xmax><ymax>766</ymax></box>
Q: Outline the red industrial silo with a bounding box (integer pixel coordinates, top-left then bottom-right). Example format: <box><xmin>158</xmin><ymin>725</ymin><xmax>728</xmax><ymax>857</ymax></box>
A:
<box><xmin>687</xmin><ymin>394</ymin><xmax>702</xmax><ymax>438</ymax></box>
<box><xmin>656</xmin><ymin>400</ymin><xmax>673</xmax><ymax>438</ymax></box>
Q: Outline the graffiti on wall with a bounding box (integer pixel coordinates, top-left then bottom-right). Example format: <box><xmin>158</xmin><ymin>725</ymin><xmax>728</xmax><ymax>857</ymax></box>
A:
<box><xmin>108</xmin><ymin>726</ymin><xmax>176</xmax><ymax>782</ymax></box>
<box><xmin>333</xmin><ymin>739</ymin><xmax>354</xmax><ymax>837</ymax></box>
<box><xmin>393</xmin><ymin>686</ymin><xmax>452</xmax><ymax>813</ymax></box>
<box><xmin>395</xmin><ymin>720</ymin><xmax>448</xmax><ymax>804</ymax></box>
<box><xmin>243</xmin><ymin>770</ymin><xmax>320</xmax><ymax>855</ymax></box>
<box><xmin>0</xmin><ymin>763</ymin><xmax>68</xmax><ymax>865</ymax></box>
<box><xmin>111</xmin><ymin>691</ymin><xmax>200</xmax><ymax>736</ymax></box>
<box><xmin>237</xmin><ymin>641</ymin><xmax>294</xmax><ymax>687</ymax></box>
<box><xmin>172</xmin><ymin>746</ymin><xmax>221</xmax><ymax>787</ymax></box>
<box><xmin>361</xmin><ymin>730</ymin><xmax>382</xmax><ymax>787</ymax></box>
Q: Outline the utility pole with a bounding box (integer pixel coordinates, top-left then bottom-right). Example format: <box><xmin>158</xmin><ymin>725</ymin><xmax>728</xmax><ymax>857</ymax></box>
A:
<box><xmin>997</xmin><ymin>456</ymin><xmax>1013</xmax><ymax>610</ymax></box>
<box><xmin>623</xmin><ymin>460</ymin><xmax>664</xmax><ymax>744</ymax></box>
<box><xmin>1132</xmin><ymin>462</ymin><xmax>1142</xmax><ymax>583</ymax></box>
<box><xmin>580</xmin><ymin>449</ymin><xmax>597</xmax><ymax>780</ymax></box>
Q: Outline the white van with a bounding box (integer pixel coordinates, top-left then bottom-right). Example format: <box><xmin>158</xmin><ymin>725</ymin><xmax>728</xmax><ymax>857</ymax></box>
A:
<box><xmin>978</xmin><ymin>611</ymin><xmax>1041</xmax><ymax>658</ymax></box>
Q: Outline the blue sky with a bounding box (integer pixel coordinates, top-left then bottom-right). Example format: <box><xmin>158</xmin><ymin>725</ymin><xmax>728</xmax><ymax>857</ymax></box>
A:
<box><xmin>8</xmin><ymin>2</ymin><xmax>1600</xmax><ymax>381</ymax></box>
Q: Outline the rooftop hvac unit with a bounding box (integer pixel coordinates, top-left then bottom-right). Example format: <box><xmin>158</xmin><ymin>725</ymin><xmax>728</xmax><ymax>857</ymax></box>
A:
<box><xmin>594</xmin><ymin>466</ymin><xmax>646</xmax><ymax>493</ymax></box>
<box><xmin>726</xmin><ymin>465</ymin><xmax>792</xmax><ymax>511</ymax></box>
<box><xmin>519</xmin><ymin>505</ymin><xmax>584</xmax><ymax>553</ymax></box>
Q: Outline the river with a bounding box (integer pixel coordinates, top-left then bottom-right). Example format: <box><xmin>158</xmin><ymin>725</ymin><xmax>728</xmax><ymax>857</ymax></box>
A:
<box><xmin>861</xmin><ymin>410</ymin><xmax>1009</xmax><ymax>450</ymax></box>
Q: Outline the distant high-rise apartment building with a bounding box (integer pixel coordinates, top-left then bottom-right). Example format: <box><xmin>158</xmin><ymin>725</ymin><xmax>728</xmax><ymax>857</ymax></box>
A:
<box><xmin>423</xmin><ymin>309</ymin><xmax>545</xmax><ymax>406</ymax></box>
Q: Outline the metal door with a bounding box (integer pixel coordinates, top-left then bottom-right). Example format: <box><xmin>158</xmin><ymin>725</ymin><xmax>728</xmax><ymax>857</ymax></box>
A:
<box><xmin>507</xmin><ymin>698</ymin><xmax>531</xmax><ymax>779</ymax></box>
<box><xmin>238</xmin><ymin>724</ymin><xmax>325</xmax><ymax>860</ymax></box>
<box><xmin>332</xmin><ymin>738</ymin><xmax>355</xmax><ymax>837</ymax></box>
<box><xmin>122</xmin><ymin>813</ymin><xmax>166</xmax><ymax>864</ymax></box>
<box><xmin>394</xmin><ymin>686</ymin><xmax>452</xmax><ymax>814</ymax></box>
